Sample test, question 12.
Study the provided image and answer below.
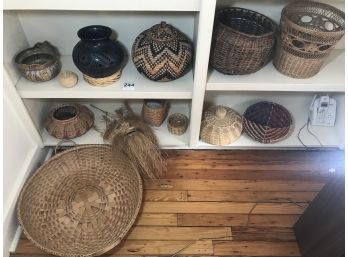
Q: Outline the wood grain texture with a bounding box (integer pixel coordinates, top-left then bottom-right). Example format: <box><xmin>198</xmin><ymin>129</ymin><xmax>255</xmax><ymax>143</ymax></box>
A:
<box><xmin>135</xmin><ymin>213</ymin><xmax>177</xmax><ymax>226</ymax></box>
<box><xmin>144</xmin><ymin>190</ymin><xmax>188</xmax><ymax>201</ymax></box>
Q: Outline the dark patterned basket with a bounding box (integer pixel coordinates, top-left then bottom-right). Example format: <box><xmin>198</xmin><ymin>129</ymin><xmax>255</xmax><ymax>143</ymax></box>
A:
<box><xmin>273</xmin><ymin>1</ymin><xmax>345</xmax><ymax>78</ymax></box>
<box><xmin>210</xmin><ymin>7</ymin><xmax>277</xmax><ymax>75</ymax></box>
<box><xmin>243</xmin><ymin>101</ymin><xmax>293</xmax><ymax>144</ymax></box>
<box><xmin>132</xmin><ymin>21</ymin><xmax>193</xmax><ymax>82</ymax></box>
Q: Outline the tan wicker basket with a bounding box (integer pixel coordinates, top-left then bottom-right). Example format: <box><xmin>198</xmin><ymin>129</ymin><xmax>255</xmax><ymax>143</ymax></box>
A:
<box><xmin>142</xmin><ymin>100</ymin><xmax>168</xmax><ymax>127</ymax></box>
<box><xmin>210</xmin><ymin>7</ymin><xmax>277</xmax><ymax>75</ymax></box>
<box><xmin>17</xmin><ymin>145</ymin><xmax>143</xmax><ymax>257</ymax></box>
<box><xmin>273</xmin><ymin>1</ymin><xmax>345</xmax><ymax>78</ymax></box>
<box><xmin>200</xmin><ymin>105</ymin><xmax>243</xmax><ymax>145</ymax></box>
<box><xmin>83</xmin><ymin>69</ymin><xmax>122</xmax><ymax>86</ymax></box>
<box><xmin>167</xmin><ymin>113</ymin><xmax>189</xmax><ymax>135</ymax></box>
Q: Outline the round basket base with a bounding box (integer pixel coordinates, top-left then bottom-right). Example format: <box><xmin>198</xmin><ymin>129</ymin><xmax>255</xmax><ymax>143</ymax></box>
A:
<box><xmin>83</xmin><ymin>69</ymin><xmax>122</xmax><ymax>86</ymax></box>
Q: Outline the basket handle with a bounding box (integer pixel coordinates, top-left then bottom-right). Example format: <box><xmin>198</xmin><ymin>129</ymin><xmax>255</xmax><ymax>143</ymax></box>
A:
<box><xmin>54</xmin><ymin>139</ymin><xmax>77</xmax><ymax>155</ymax></box>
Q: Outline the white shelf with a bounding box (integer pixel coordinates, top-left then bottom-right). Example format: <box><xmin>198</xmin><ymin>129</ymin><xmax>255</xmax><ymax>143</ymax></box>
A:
<box><xmin>4</xmin><ymin>0</ymin><xmax>200</xmax><ymax>11</ymax></box>
<box><xmin>42</xmin><ymin>102</ymin><xmax>190</xmax><ymax>148</ymax></box>
<box><xmin>199</xmin><ymin>93</ymin><xmax>344</xmax><ymax>149</ymax></box>
<box><xmin>206</xmin><ymin>50</ymin><xmax>345</xmax><ymax>92</ymax></box>
<box><xmin>16</xmin><ymin>56</ymin><xmax>193</xmax><ymax>99</ymax></box>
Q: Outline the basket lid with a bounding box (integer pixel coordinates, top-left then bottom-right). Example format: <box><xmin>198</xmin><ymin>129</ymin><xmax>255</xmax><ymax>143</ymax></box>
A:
<box><xmin>203</xmin><ymin>105</ymin><xmax>241</xmax><ymax>127</ymax></box>
<box><xmin>148</xmin><ymin>21</ymin><xmax>179</xmax><ymax>42</ymax></box>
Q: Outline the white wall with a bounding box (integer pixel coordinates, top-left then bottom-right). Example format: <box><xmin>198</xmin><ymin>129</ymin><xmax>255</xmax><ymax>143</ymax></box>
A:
<box><xmin>3</xmin><ymin>73</ymin><xmax>47</xmax><ymax>257</ymax></box>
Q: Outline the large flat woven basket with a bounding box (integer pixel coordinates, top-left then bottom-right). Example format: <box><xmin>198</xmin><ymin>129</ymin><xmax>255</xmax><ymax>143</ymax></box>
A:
<box><xmin>243</xmin><ymin>101</ymin><xmax>293</xmax><ymax>144</ymax></box>
<box><xmin>17</xmin><ymin>145</ymin><xmax>143</xmax><ymax>257</ymax></box>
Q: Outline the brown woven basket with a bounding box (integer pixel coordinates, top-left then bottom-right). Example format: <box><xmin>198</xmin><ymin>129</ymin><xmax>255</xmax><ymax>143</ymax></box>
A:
<box><xmin>142</xmin><ymin>100</ymin><xmax>168</xmax><ymax>127</ymax></box>
<box><xmin>200</xmin><ymin>105</ymin><xmax>243</xmax><ymax>145</ymax></box>
<box><xmin>273</xmin><ymin>1</ymin><xmax>345</xmax><ymax>78</ymax></box>
<box><xmin>46</xmin><ymin>104</ymin><xmax>94</xmax><ymax>139</ymax></box>
<box><xmin>243</xmin><ymin>101</ymin><xmax>293</xmax><ymax>144</ymax></box>
<box><xmin>167</xmin><ymin>113</ymin><xmax>189</xmax><ymax>135</ymax></box>
<box><xmin>17</xmin><ymin>145</ymin><xmax>143</xmax><ymax>257</ymax></box>
<box><xmin>210</xmin><ymin>7</ymin><xmax>277</xmax><ymax>75</ymax></box>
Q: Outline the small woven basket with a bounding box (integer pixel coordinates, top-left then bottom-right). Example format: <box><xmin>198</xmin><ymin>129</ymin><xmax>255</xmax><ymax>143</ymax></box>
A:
<box><xmin>200</xmin><ymin>105</ymin><xmax>243</xmax><ymax>145</ymax></box>
<box><xmin>83</xmin><ymin>69</ymin><xmax>122</xmax><ymax>86</ymax></box>
<box><xmin>210</xmin><ymin>7</ymin><xmax>277</xmax><ymax>75</ymax></box>
<box><xmin>17</xmin><ymin>145</ymin><xmax>143</xmax><ymax>257</ymax></box>
<box><xmin>167</xmin><ymin>113</ymin><xmax>189</xmax><ymax>135</ymax></box>
<box><xmin>142</xmin><ymin>100</ymin><xmax>168</xmax><ymax>127</ymax></box>
<box><xmin>273</xmin><ymin>1</ymin><xmax>345</xmax><ymax>78</ymax></box>
<box><xmin>243</xmin><ymin>101</ymin><xmax>293</xmax><ymax>144</ymax></box>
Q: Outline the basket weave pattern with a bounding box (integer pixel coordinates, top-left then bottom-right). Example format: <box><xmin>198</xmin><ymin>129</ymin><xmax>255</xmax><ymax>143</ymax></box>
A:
<box><xmin>273</xmin><ymin>1</ymin><xmax>345</xmax><ymax>78</ymax></box>
<box><xmin>142</xmin><ymin>100</ymin><xmax>168</xmax><ymax>127</ymax></box>
<box><xmin>243</xmin><ymin>101</ymin><xmax>293</xmax><ymax>144</ymax></box>
<box><xmin>167</xmin><ymin>113</ymin><xmax>189</xmax><ymax>135</ymax></box>
<box><xmin>18</xmin><ymin>145</ymin><xmax>143</xmax><ymax>257</ymax></box>
<box><xmin>200</xmin><ymin>105</ymin><xmax>243</xmax><ymax>145</ymax></box>
<box><xmin>210</xmin><ymin>7</ymin><xmax>277</xmax><ymax>75</ymax></box>
<box><xmin>83</xmin><ymin>69</ymin><xmax>122</xmax><ymax>86</ymax></box>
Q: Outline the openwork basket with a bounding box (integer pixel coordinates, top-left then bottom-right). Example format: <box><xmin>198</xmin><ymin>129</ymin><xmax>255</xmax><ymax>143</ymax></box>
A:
<box><xmin>210</xmin><ymin>7</ymin><xmax>277</xmax><ymax>75</ymax></box>
<box><xmin>46</xmin><ymin>104</ymin><xmax>94</xmax><ymax>139</ymax></box>
<box><xmin>17</xmin><ymin>145</ymin><xmax>143</xmax><ymax>257</ymax></box>
<box><xmin>167</xmin><ymin>113</ymin><xmax>189</xmax><ymax>135</ymax></box>
<box><xmin>142</xmin><ymin>99</ymin><xmax>168</xmax><ymax>127</ymax></box>
<box><xmin>243</xmin><ymin>101</ymin><xmax>293</xmax><ymax>144</ymax></box>
<box><xmin>273</xmin><ymin>1</ymin><xmax>345</xmax><ymax>78</ymax></box>
<box><xmin>200</xmin><ymin>105</ymin><xmax>243</xmax><ymax>145</ymax></box>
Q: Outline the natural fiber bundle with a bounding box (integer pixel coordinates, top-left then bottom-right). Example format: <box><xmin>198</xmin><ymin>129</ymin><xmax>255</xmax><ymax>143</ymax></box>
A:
<box><xmin>101</xmin><ymin>102</ymin><xmax>166</xmax><ymax>179</ymax></box>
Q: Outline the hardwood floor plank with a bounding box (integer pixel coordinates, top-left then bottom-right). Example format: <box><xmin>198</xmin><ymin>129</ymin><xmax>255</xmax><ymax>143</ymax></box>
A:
<box><xmin>178</xmin><ymin>214</ymin><xmax>300</xmax><ymax>227</ymax></box>
<box><xmin>135</xmin><ymin>213</ymin><xmax>177</xmax><ymax>226</ymax></box>
<box><xmin>126</xmin><ymin>226</ymin><xmax>232</xmax><ymax>240</ymax></box>
<box><xmin>142</xmin><ymin>202</ymin><xmax>307</xmax><ymax>214</ymax></box>
<box><xmin>232</xmin><ymin>227</ymin><xmax>296</xmax><ymax>242</ymax></box>
<box><xmin>213</xmin><ymin>241</ymin><xmax>301</xmax><ymax>256</ymax></box>
<box><xmin>187</xmin><ymin>191</ymin><xmax>317</xmax><ymax>202</ymax></box>
<box><xmin>145</xmin><ymin>179</ymin><xmax>324</xmax><ymax>191</ymax></box>
<box><xmin>144</xmin><ymin>190</ymin><xmax>188</xmax><ymax>201</ymax></box>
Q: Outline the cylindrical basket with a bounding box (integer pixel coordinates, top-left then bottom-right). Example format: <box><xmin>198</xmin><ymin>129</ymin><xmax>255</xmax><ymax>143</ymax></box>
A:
<box><xmin>243</xmin><ymin>101</ymin><xmax>293</xmax><ymax>144</ymax></box>
<box><xmin>17</xmin><ymin>145</ymin><xmax>143</xmax><ymax>257</ymax></box>
<box><xmin>167</xmin><ymin>113</ymin><xmax>189</xmax><ymax>135</ymax></box>
<box><xmin>210</xmin><ymin>7</ymin><xmax>277</xmax><ymax>75</ymax></box>
<box><xmin>273</xmin><ymin>1</ymin><xmax>345</xmax><ymax>78</ymax></box>
<box><xmin>142</xmin><ymin>100</ymin><xmax>168</xmax><ymax>127</ymax></box>
<box><xmin>200</xmin><ymin>105</ymin><xmax>243</xmax><ymax>145</ymax></box>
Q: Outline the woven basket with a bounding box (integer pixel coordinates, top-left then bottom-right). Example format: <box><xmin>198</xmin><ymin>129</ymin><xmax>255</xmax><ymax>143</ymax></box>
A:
<box><xmin>273</xmin><ymin>1</ymin><xmax>345</xmax><ymax>78</ymax></box>
<box><xmin>45</xmin><ymin>104</ymin><xmax>94</xmax><ymax>139</ymax></box>
<box><xmin>142</xmin><ymin>100</ymin><xmax>168</xmax><ymax>127</ymax></box>
<box><xmin>167</xmin><ymin>113</ymin><xmax>189</xmax><ymax>135</ymax></box>
<box><xmin>243</xmin><ymin>101</ymin><xmax>293</xmax><ymax>144</ymax></box>
<box><xmin>132</xmin><ymin>21</ymin><xmax>193</xmax><ymax>82</ymax></box>
<box><xmin>200</xmin><ymin>105</ymin><xmax>243</xmax><ymax>145</ymax></box>
<box><xmin>17</xmin><ymin>145</ymin><xmax>143</xmax><ymax>257</ymax></box>
<box><xmin>210</xmin><ymin>7</ymin><xmax>277</xmax><ymax>75</ymax></box>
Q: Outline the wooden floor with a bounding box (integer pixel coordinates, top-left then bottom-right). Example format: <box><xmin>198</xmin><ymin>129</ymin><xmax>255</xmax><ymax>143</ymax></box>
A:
<box><xmin>12</xmin><ymin>150</ymin><xmax>344</xmax><ymax>257</ymax></box>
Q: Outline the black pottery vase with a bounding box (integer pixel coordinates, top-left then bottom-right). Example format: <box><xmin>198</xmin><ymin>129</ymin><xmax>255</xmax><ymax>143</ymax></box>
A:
<box><xmin>72</xmin><ymin>25</ymin><xmax>124</xmax><ymax>78</ymax></box>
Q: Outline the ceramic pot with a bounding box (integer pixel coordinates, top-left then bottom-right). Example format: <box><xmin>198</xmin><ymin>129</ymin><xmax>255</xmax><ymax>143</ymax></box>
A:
<box><xmin>46</xmin><ymin>104</ymin><xmax>94</xmax><ymax>139</ymax></box>
<box><xmin>72</xmin><ymin>25</ymin><xmax>124</xmax><ymax>78</ymax></box>
<box><xmin>15</xmin><ymin>41</ymin><xmax>61</xmax><ymax>82</ymax></box>
<box><xmin>132</xmin><ymin>21</ymin><xmax>193</xmax><ymax>82</ymax></box>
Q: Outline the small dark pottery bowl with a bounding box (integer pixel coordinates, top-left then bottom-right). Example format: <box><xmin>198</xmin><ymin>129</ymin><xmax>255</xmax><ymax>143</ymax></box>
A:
<box><xmin>15</xmin><ymin>41</ymin><xmax>61</xmax><ymax>82</ymax></box>
<box><xmin>72</xmin><ymin>25</ymin><xmax>124</xmax><ymax>78</ymax></box>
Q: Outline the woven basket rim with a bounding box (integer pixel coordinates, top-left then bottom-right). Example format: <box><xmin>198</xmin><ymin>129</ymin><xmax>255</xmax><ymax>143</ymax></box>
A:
<box><xmin>168</xmin><ymin>113</ymin><xmax>189</xmax><ymax>127</ymax></box>
<box><xmin>17</xmin><ymin>144</ymin><xmax>143</xmax><ymax>257</ymax></box>
<box><xmin>216</xmin><ymin>7</ymin><xmax>277</xmax><ymax>39</ymax></box>
<box><xmin>281</xmin><ymin>1</ymin><xmax>345</xmax><ymax>37</ymax></box>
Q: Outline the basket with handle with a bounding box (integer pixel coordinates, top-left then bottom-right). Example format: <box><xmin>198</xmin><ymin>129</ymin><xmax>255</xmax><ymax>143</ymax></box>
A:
<box><xmin>17</xmin><ymin>143</ymin><xmax>143</xmax><ymax>257</ymax></box>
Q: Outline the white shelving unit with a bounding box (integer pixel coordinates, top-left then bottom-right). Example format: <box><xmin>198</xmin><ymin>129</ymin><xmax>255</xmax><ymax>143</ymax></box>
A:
<box><xmin>3</xmin><ymin>0</ymin><xmax>345</xmax><ymax>150</ymax></box>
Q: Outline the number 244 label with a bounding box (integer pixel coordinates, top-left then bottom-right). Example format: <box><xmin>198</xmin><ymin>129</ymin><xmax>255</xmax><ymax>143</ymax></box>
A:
<box><xmin>123</xmin><ymin>82</ymin><xmax>135</xmax><ymax>91</ymax></box>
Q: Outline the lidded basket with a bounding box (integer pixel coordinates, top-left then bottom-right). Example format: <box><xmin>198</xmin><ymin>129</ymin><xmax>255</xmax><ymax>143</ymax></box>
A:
<box><xmin>273</xmin><ymin>1</ymin><xmax>345</xmax><ymax>78</ymax></box>
<box><xmin>243</xmin><ymin>101</ymin><xmax>293</xmax><ymax>144</ymax></box>
<box><xmin>132</xmin><ymin>21</ymin><xmax>193</xmax><ymax>82</ymax></box>
<box><xmin>200</xmin><ymin>105</ymin><xmax>243</xmax><ymax>145</ymax></box>
<box><xmin>210</xmin><ymin>7</ymin><xmax>277</xmax><ymax>75</ymax></box>
<box><xmin>17</xmin><ymin>145</ymin><xmax>143</xmax><ymax>257</ymax></box>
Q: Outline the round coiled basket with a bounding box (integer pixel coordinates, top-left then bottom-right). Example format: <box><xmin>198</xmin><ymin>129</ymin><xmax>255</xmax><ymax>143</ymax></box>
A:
<box><xmin>210</xmin><ymin>7</ymin><xmax>277</xmax><ymax>75</ymax></box>
<box><xmin>273</xmin><ymin>1</ymin><xmax>345</xmax><ymax>78</ymax></box>
<box><xmin>243</xmin><ymin>101</ymin><xmax>293</xmax><ymax>144</ymax></box>
<box><xmin>17</xmin><ymin>145</ymin><xmax>143</xmax><ymax>257</ymax></box>
<box><xmin>200</xmin><ymin>105</ymin><xmax>243</xmax><ymax>145</ymax></box>
<box><xmin>167</xmin><ymin>113</ymin><xmax>189</xmax><ymax>135</ymax></box>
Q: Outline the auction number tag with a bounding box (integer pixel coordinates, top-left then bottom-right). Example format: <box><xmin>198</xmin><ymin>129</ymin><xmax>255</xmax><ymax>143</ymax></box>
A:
<box><xmin>123</xmin><ymin>82</ymin><xmax>135</xmax><ymax>91</ymax></box>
